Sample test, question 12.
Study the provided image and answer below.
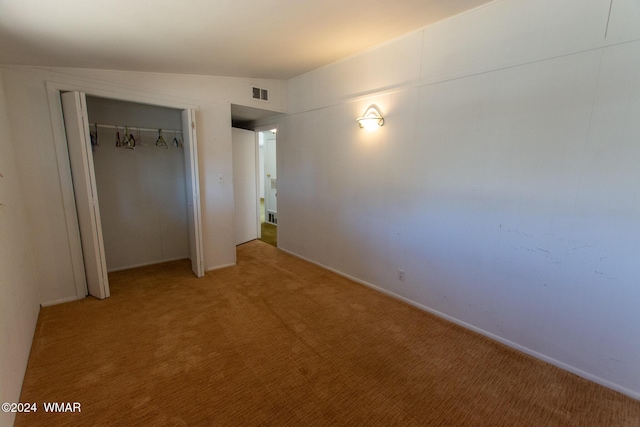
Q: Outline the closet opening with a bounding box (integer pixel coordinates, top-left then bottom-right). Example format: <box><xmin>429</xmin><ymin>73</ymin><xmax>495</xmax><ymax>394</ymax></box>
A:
<box><xmin>61</xmin><ymin>92</ymin><xmax>204</xmax><ymax>300</ymax></box>
<box><xmin>87</xmin><ymin>96</ymin><xmax>192</xmax><ymax>271</ymax></box>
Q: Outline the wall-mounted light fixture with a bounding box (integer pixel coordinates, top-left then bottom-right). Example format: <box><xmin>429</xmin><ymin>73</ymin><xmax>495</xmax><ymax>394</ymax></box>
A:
<box><xmin>356</xmin><ymin>106</ymin><xmax>384</xmax><ymax>132</ymax></box>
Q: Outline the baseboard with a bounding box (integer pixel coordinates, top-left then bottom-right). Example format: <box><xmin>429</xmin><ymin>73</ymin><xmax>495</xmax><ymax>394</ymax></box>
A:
<box><xmin>41</xmin><ymin>295</ymin><xmax>83</xmax><ymax>307</ymax></box>
<box><xmin>40</xmin><ymin>260</ymin><xmax>235</xmax><ymax>306</ymax></box>
<box><xmin>278</xmin><ymin>246</ymin><xmax>640</xmax><ymax>402</ymax></box>
<box><xmin>206</xmin><ymin>263</ymin><xmax>236</xmax><ymax>272</ymax></box>
<box><xmin>107</xmin><ymin>257</ymin><xmax>190</xmax><ymax>273</ymax></box>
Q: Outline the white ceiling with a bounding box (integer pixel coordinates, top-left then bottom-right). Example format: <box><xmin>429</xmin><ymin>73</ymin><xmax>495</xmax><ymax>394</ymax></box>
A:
<box><xmin>0</xmin><ymin>0</ymin><xmax>492</xmax><ymax>80</ymax></box>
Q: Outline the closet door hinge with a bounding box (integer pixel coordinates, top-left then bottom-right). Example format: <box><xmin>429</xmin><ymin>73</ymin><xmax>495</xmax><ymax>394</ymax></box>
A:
<box><xmin>191</xmin><ymin>121</ymin><xmax>195</xmax><ymax>129</ymax></box>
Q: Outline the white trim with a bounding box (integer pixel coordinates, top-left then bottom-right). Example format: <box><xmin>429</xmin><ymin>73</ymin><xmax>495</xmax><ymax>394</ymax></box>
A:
<box><xmin>206</xmin><ymin>263</ymin><xmax>236</xmax><ymax>272</ymax></box>
<box><xmin>45</xmin><ymin>79</ymin><xmax>199</xmax><ymax>111</ymax></box>
<box><xmin>46</xmin><ymin>80</ymin><xmax>204</xmax><ymax>299</ymax></box>
<box><xmin>253</xmin><ymin>123</ymin><xmax>279</xmax><ymax>133</ymax></box>
<box><xmin>106</xmin><ymin>257</ymin><xmax>190</xmax><ymax>273</ymax></box>
<box><xmin>41</xmin><ymin>296</ymin><xmax>83</xmax><ymax>307</ymax></box>
<box><xmin>278</xmin><ymin>246</ymin><xmax>640</xmax><ymax>402</ymax></box>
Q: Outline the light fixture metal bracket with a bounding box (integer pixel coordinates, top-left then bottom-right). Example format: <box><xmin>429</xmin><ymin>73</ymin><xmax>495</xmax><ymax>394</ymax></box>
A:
<box><xmin>357</xmin><ymin>106</ymin><xmax>384</xmax><ymax>130</ymax></box>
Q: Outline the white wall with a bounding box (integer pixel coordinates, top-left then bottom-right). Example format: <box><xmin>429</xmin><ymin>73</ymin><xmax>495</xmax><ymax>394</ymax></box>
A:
<box><xmin>1</xmin><ymin>65</ymin><xmax>287</xmax><ymax>305</ymax></box>
<box><xmin>87</xmin><ymin>97</ymin><xmax>189</xmax><ymax>272</ymax></box>
<box><xmin>0</xmin><ymin>68</ymin><xmax>40</xmax><ymax>427</ymax></box>
<box><xmin>282</xmin><ymin>0</ymin><xmax>640</xmax><ymax>399</ymax></box>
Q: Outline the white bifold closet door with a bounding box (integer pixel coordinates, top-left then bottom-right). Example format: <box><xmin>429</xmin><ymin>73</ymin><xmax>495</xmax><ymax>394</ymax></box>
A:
<box><xmin>182</xmin><ymin>109</ymin><xmax>205</xmax><ymax>277</ymax></box>
<box><xmin>61</xmin><ymin>91</ymin><xmax>110</xmax><ymax>299</ymax></box>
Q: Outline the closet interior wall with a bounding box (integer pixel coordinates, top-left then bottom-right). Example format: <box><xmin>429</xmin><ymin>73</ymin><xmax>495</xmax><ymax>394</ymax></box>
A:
<box><xmin>86</xmin><ymin>96</ymin><xmax>189</xmax><ymax>272</ymax></box>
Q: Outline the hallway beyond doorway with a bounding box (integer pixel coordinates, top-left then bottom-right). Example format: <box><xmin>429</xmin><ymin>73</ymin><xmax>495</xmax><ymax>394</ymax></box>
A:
<box><xmin>259</xmin><ymin>198</ymin><xmax>276</xmax><ymax>247</ymax></box>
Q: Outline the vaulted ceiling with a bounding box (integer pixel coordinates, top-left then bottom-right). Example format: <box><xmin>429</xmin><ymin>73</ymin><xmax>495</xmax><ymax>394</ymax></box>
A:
<box><xmin>0</xmin><ymin>0</ymin><xmax>493</xmax><ymax>80</ymax></box>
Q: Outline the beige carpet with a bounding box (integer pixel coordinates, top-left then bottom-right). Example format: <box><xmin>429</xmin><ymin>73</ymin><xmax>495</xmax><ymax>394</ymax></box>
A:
<box><xmin>16</xmin><ymin>240</ymin><xmax>640</xmax><ymax>426</ymax></box>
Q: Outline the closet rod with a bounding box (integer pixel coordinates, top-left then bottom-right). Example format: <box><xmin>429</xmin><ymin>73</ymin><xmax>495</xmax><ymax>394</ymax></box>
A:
<box><xmin>94</xmin><ymin>124</ymin><xmax>182</xmax><ymax>133</ymax></box>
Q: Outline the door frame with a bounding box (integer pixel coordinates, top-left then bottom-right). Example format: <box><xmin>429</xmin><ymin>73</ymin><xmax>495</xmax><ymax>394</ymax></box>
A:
<box><xmin>47</xmin><ymin>81</ymin><xmax>205</xmax><ymax>299</ymax></box>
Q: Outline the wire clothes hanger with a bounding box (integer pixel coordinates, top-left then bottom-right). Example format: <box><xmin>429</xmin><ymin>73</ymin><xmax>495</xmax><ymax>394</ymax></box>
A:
<box><xmin>172</xmin><ymin>130</ymin><xmax>184</xmax><ymax>148</ymax></box>
<box><xmin>95</xmin><ymin>124</ymin><xmax>181</xmax><ymax>149</ymax></box>
<box><xmin>122</xmin><ymin>126</ymin><xmax>136</xmax><ymax>149</ymax></box>
<box><xmin>115</xmin><ymin>126</ymin><xmax>122</xmax><ymax>147</ymax></box>
<box><xmin>90</xmin><ymin>123</ymin><xmax>99</xmax><ymax>151</ymax></box>
<box><xmin>156</xmin><ymin>129</ymin><xmax>168</xmax><ymax>149</ymax></box>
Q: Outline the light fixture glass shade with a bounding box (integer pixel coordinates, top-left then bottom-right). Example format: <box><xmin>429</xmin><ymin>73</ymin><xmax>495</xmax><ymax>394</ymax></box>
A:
<box><xmin>357</xmin><ymin>106</ymin><xmax>384</xmax><ymax>131</ymax></box>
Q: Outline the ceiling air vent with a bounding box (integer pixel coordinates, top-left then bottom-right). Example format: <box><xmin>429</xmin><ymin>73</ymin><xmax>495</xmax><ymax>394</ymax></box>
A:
<box><xmin>252</xmin><ymin>86</ymin><xmax>269</xmax><ymax>101</ymax></box>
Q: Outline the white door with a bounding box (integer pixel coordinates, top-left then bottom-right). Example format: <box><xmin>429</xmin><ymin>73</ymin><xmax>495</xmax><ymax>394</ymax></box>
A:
<box><xmin>182</xmin><ymin>109</ymin><xmax>205</xmax><ymax>277</ymax></box>
<box><xmin>232</xmin><ymin>128</ymin><xmax>258</xmax><ymax>245</ymax></box>
<box><xmin>264</xmin><ymin>132</ymin><xmax>277</xmax><ymax>222</ymax></box>
<box><xmin>61</xmin><ymin>91</ymin><xmax>110</xmax><ymax>299</ymax></box>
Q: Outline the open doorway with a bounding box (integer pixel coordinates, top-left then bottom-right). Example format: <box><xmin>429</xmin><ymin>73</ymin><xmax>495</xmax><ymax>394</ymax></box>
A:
<box><xmin>230</xmin><ymin>104</ymin><xmax>280</xmax><ymax>249</ymax></box>
<box><xmin>258</xmin><ymin>129</ymin><xmax>277</xmax><ymax>246</ymax></box>
<box><xmin>231</xmin><ymin>127</ymin><xmax>277</xmax><ymax>248</ymax></box>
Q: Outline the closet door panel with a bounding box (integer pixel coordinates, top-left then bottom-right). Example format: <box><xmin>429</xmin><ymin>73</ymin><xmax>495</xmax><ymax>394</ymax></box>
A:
<box><xmin>182</xmin><ymin>109</ymin><xmax>204</xmax><ymax>277</ymax></box>
<box><xmin>61</xmin><ymin>91</ymin><xmax>110</xmax><ymax>299</ymax></box>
